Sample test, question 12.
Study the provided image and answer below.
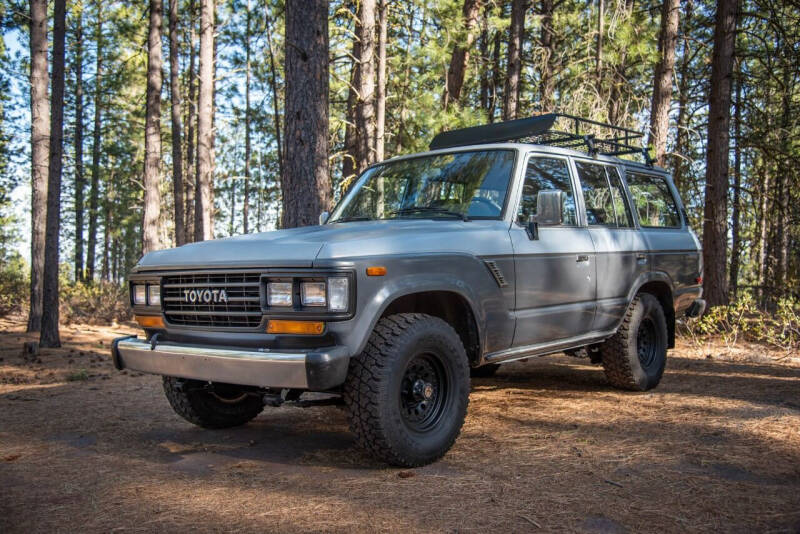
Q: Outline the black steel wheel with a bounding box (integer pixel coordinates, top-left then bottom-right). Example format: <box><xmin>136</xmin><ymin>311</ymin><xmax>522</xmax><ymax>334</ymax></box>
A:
<box><xmin>600</xmin><ymin>293</ymin><xmax>668</xmax><ymax>391</ymax></box>
<box><xmin>343</xmin><ymin>313</ymin><xmax>470</xmax><ymax>467</ymax></box>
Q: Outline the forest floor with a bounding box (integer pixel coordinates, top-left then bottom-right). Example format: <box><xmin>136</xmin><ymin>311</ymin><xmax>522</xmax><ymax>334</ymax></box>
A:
<box><xmin>1</xmin><ymin>314</ymin><xmax>799</xmax><ymax>533</ymax></box>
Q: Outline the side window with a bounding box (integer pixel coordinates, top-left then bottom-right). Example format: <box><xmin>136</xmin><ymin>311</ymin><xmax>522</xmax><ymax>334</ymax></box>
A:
<box><xmin>626</xmin><ymin>172</ymin><xmax>681</xmax><ymax>227</ymax></box>
<box><xmin>516</xmin><ymin>156</ymin><xmax>577</xmax><ymax>225</ymax></box>
<box><xmin>606</xmin><ymin>166</ymin><xmax>633</xmax><ymax>227</ymax></box>
<box><xmin>575</xmin><ymin>161</ymin><xmax>615</xmax><ymax>226</ymax></box>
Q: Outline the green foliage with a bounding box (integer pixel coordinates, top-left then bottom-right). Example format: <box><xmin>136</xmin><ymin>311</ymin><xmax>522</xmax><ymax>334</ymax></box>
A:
<box><xmin>683</xmin><ymin>294</ymin><xmax>800</xmax><ymax>351</ymax></box>
<box><xmin>66</xmin><ymin>369</ymin><xmax>89</xmax><ymax>381</ymax></box>
<box><xmin>60</xmin><ymin>280</ymin><xmax>132</xmax><ymax>325</ymax></box>
<box><xmin>0</xmin><ymin>253</ymin><xmax>29</xmax><ymax>317</ymax></box>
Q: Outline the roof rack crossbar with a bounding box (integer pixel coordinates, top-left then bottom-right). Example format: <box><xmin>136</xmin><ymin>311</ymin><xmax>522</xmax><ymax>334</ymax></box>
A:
<box><xmin>429</xmin><ymin>113</ymin><xmax>653</xmax><ymax>163</ymax></box>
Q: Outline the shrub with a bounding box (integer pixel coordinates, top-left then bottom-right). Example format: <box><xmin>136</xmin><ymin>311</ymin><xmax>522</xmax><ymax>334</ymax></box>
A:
<box><xmin>681</xmin><ymin>293</ymin><xmax>800</xmax><ymax>351</ymax></box>
<box><xmin>60</xmin><ymin>280</ymin><xmax>132</xmax><ymax>325</ymax></box>
<box><xmin>0</xmin><ymin>253</ymin><xmax>29</xmax><ymax>317</ymax></box>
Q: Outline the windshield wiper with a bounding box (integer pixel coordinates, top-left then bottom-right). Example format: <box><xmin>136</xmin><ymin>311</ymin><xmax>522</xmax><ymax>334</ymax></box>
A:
<box><xmin>391</xmin><ymin>207</ymin><xmax>470</xmax><ymax>221</ymax></box>
<box><xmin>331</xmin><ymin>216</ymin><xmax>373</xmax><ymax>223</ymax></box>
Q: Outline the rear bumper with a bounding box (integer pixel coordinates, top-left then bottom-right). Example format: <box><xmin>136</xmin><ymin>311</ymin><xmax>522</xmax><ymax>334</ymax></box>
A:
<box><xmin>111</xmin><ymin>336</ymin><xmax>350</xmax><ymax>390</ymax></box>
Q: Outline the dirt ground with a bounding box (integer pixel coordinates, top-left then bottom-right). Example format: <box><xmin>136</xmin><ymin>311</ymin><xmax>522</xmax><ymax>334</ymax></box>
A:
<box><xmin>1</xmin><ymin>314</ymin><xmax>799</xmax><ymax>533</ymax></box>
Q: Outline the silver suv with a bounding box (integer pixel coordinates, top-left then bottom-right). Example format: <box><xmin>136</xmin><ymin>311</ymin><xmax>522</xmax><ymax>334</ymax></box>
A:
<box><xmin>112</xmin><ymin>114</ymin><xmax>705</xmax><ymax>467</ymax></box>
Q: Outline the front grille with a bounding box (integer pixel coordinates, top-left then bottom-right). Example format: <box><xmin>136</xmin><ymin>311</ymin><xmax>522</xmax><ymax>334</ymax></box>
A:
<box><xmin>162</xmin><ymin>272</ymin><xmax>262</xmax><ymax>328</ymax></box>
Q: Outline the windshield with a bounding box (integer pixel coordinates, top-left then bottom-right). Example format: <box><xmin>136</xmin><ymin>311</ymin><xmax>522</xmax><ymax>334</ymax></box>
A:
<box><xmin>329</xmin><ymin>149</ymin><xmax>516</xmax><ymax>222</ymax></box>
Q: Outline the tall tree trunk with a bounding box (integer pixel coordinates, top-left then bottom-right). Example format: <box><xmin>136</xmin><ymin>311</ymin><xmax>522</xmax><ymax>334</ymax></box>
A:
<box><xmin>342</xmin><ymin>25</ymin><xmax>360</xmax><ymax>183</ymax></box>
<box><xmin>503</xmin><ymin>0</ymin><xmax>525</xmax><ymax>120</ymax></box>
<box><xmin>701</xmin><ymin>0</ymin><xmax>738</xmax><ymax>308</ymax></box>
<box><xmin>729</xmin><ymin>64</ymin><xmax>742</xmax><ymax>298</ymax></box>
<box><xmin>539</xmin><ymin>0</ymin><xmax>555</xmax><ymax>112</ymax></box>
<box><xmin>490</xmin><ymin>20</ymin><xmax>501</xmax><ymax>122</ymax></box>
<box><xmin>648</xmin><ymin>0</ymin><xmax>680</xmax><ymax>166</ymax></box>
<box><xmin>774</xmin><ymin>64</ymin><xmax>792</xmax><ymax>291</ymax></box>
<box><xmin>195</xmin><ymin>0</ymin><xmax>215</xmax><ymax>241</ymax></box>
<box><xmin>265</xmin><ymin>11</ymin><xmax>283</xmax><ymax>191</ymax></box>
<box><xmin>671</xmin><ymin>0</ymin><xmax>692</xmax><ymax>194</ymax></box>
<box><xmin>443</xmin><ymin>0</ymin><xmax>481</xmax><ymax>109</ymax></box>
<box><xmin>143</xmin><ymin>0</ymin><xmax>163</xmax><ymax>254</ymax></box>
<box><xmin>169</xmin><ymin>0</ymin><xmax>185</xmax><ymax>246</ymax></box>
<box><xmin>242</xmin><ymin>0</ymin><xmax>251</xmax><ymax>234</ymax></box>
<box><xmin>756</xmin><ymin>169</ymin><xmax>770</xmax><ymax>302</ymax></box>
<box><xmin>479</xmin><ymin>4</ymin><xmax>489</xmax><ymax>113</ymax></box>
<box><xmin>74</xmin><ymin>9</ymin><xmax>85</xmax><ymax>282</ymax></box>
<box><xmin>282</xmin><ymin>0</ymin><xmax>331</xmax><ymax>228</ymax></box>
<box><xmin>595</xmin><ymin>0</ymin><xmax>603</xmax><ymax>98</ymax></box>
<box><xmin>354</xmin><ymin>0</ymin><xmax>376</xmax><ymax>174</ymax></box>
<box><xmin>375</xmin><ymin>0</ymin><xmax>387</xmax><ymax>161</ymax></box>
<box><xmin>607</xmin><ymin>0</ymin><xmax>633</xmax><ymax>125</ymax></box>
<box><xmin>87</xmin><ymin>7</ymin><xmax>103</xmax><ymax>281</ymax></box>
<box><xmin>27</xmin><ymin>0</ymin><xmax>49</xmax><ymax>332</ymax></box>
<box><xmin>184</xmin><ymin>0</ymin><xmax>197</xmax><ymax>243</ymax></box>
<box><xmin>40</xmin><ymin>0</ymin><xmax>67</xmax><ymax>348</ymax></box>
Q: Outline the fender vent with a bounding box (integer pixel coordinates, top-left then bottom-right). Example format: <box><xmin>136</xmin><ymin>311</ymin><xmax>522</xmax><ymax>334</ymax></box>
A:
<box><xmin>484</xmin><ymin>260</ymin><xmax>508</xmax><ymax>288</ymax></box>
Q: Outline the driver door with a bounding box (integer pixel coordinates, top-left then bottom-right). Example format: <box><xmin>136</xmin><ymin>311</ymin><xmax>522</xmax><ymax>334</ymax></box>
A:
<box><xmin>510</xmin><ymin>154</ymin><xmax>597</xmax><ymax>347</ymax></box>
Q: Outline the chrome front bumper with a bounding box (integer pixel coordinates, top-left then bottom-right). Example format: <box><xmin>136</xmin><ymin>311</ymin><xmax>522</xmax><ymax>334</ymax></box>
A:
<box><xmin>111</xmin><ymin>336</ymin><xmax>350</xmax><ymax>390</ymax></box>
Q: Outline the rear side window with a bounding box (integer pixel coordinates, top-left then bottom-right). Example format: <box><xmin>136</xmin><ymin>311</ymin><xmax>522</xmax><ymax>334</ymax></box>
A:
<box><xmin>626</xmin><ymin>172</ymin><xmax>681</xmax><ymax>228</ymax></box>
<box><xmin>516</xmin><ymin>156</ymin><xmax>577</xmax><ymax>225</ymax></box>
<box><xmin>575</xmin><ymin>161</ymin><xmax>633</xmax><ymax>227</ymax></box>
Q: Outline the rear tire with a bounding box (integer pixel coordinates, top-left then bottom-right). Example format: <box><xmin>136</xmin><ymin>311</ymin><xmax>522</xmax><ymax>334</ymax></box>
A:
<box><xmin>162</xmin><ymin>377</ymin><xmax>264</xmax><ymax>429</ymax></box>
<box><xmin>343</xmin><ymin>313</ymin><xmax>470</xmax><ymax>467</ymax></box>
<box><xmin>600</xmin><ymin>293</ymin><xmax>668</xmax><ymax>391</ymax></box>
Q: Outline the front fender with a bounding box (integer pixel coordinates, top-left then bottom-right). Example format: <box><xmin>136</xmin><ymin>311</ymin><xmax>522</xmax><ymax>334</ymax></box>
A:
<box><xmin>323</xmin><ymin>253</ymin><xmax>514</xmax><ymax>358</ymax></box>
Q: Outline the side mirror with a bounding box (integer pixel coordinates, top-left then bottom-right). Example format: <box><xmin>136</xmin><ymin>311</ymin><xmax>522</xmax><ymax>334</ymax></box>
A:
<box><xmin>319</xmin><ymin>211</ymin><xmax>330</xmax><ymax>225</ymax></box>
<box><xmin>536</xmin><ymin>190</ymin><xmax>563</xmax><ymax>226</ymax></box>
<box><xmin>526</xmin><ymin>190</ymin><xmax>563</xmax><ymax>240</ymax></box>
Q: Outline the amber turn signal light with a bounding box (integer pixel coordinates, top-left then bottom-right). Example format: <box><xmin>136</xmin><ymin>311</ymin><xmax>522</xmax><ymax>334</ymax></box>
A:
<box><xmin>267</xmin><ymin>320</ymin><xmax>325</xmax><ymax>335</ymax></box>
<box><xmin>366</xmin><ymin>266</ymin><xmax>387</xmax><ymax>276</ymax></box>
<box><xmin>135</xmin><ymin>315</ymin><xmax>165</xmax><ymax>329</ymax></box>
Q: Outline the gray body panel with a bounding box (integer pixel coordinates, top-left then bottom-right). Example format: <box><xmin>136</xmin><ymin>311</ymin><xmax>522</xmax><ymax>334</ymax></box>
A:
<box><xmin>126</xmin><ymin>142</ymin><xmax>703</xmax><ymax>388</ymax></box>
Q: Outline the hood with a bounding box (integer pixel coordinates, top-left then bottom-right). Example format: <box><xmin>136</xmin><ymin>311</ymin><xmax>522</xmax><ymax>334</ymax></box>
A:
<box><xmin>134</xmin><ymin>219</ymin><xmax>512</xmax><ymax>271</ymax></box>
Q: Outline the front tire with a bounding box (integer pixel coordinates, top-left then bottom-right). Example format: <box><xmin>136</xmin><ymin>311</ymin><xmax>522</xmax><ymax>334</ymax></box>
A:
<box><xmin>343</xmin><ymin>313</ymin><xmax>470</xmax><ymax>467</ymax></box>
<box><xmin>600</xmin><ymin>293</ymin><xmax>668</xmax><ymax>391</ymax></box>
<box><xmin>162</xmin><ymin>377</ymin><xmax>264</xmax><ymax>429</ymax></box>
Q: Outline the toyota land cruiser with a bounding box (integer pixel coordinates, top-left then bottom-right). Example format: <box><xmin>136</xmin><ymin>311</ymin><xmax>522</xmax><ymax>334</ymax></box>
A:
<box><xmin>112</xmin><ymin>114</ymin><xmax>705</xmax><ymax>467</ymax></box>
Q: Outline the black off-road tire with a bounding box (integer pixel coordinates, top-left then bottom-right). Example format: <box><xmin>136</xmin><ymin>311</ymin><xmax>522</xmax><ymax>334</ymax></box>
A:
<box><xmin>162</xmin><ymin>377</ymin><xmax>264</xmax><ymax>429</ymax></box>
<box><xmin>470</xmin><ymin>363</ymin><xmax>500</xmax><ymax>378</ymax></box>
<box><xmin>600</xmin><ymin>293</ymin><xmax>668</xmax><ymax>391</ymax></box>
<box><xmin>343</xmin><ymin>313</ymin><xmax>470</xmax><ymax>467</ymax></box>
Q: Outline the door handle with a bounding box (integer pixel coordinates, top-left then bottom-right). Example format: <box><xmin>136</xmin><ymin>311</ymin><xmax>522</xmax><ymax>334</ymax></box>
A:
<box><xmin>637</xmin><ymin>253</ymin><xmax>648</xmax><ymax>263</ymax></box>
<box><xmin>576</xmin><ymin>254</ymin><xmax>590</xmax><ymax>263</ymax></box>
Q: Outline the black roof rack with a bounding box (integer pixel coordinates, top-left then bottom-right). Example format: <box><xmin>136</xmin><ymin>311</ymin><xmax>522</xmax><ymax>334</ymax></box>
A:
<box><xmin>429</xmin><ymin>113</ymin><xmax>654</xmax><ymax>165</ymax></box>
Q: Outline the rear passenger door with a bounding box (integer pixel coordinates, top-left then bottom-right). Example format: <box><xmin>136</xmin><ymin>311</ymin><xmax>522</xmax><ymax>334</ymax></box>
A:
<box><xmin>510</xmin><ymin>154</ymin><xmax>597</xmax><ymax>347</ymax></box>
<box><xmin>625</xmin><ymin>171</ymin><xmax>700</xmax><ymax>312</ymax></box>
<box><xmin>573</xmin><ymin>160</ymin><xmax>648</xmax><ymax>333</ymax></box>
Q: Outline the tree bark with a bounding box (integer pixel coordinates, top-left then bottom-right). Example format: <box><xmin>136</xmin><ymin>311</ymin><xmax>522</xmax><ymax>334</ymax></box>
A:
<box><xmin>539</xmin><ymin>0</ymin><xmax>555</xmax><ymax>112</ymax></box>
<box><xmin>282</xmin><ymin>0</ymin><xmax>331</xmax><ymax>228</ymax></box>
<box><xmin>729</xmin><ymin>64</ymin><xmax>742</xmax><ymax>298</ymax></box>
<box><xmin>242</xmin><ymin>0</ymin><xmax>251</xmax><ymax>234</ymax></box>
<box><xmin>265</xmin><ymin>12</ymin><xmax>283</xmax><ymax>193</ymax></box>
<box><xmin>354</xmin><ymin>0</ymin><xmax>376</xmax><ymax>174</ymax></box>
<box><xmin>195</xmin><ymin>0</ymin><xmax>215</xmax><ymax>241</ymax></box>
<box><xmin>184</xmin><ymin>0</ymin><xmax>197</xmax><ymax>243</ymax></box>
<box><xmin>443</xmin><ymin>0</ymin><xmax>481</xmax><ymax>109</ymax></box>
<box><xmin>74</xmin><ymin>9</ymin><xmax>85</xmax><ymax>282</ymax></box>
<box><xmin>490</xmin><ymin>19</ymin><xmax>501</xmax><ymax>122</ymax></box>
<box><xmin>27</xmin><ymin>0</ymin><xmax>49</xmax><ymax>332</ymax></box>
<box><xmin>87</xmin><ymin>7</ymin><xmax>103</xmax><ymax>281</ymax></box>
<box><xmin>648</xmin><ymin>0</ymin><xmax>680</xmax><ymax>167</ymax></box>
<box><xmin>701</xmin><ymin>0</ymin><xmax>738</xmax><ymax>308</ymax></box>
<box><xmin>375</xmin><ymin>0</ymin><xmax>387</xmax><ymax>161</ymax></box>
<box><xmin>503</xmin><ymin>0</ymin><xmax>525</xmax><ymax>120</ymax></box>
<box><xmin>595</xmin><ymin>0</ymin><xmax>603</xmax><ymax>97</ymax></box>
<box><xmin>40</xmin><ymin>0</ymin><xmax>67</xmax><ymax>348</ymax></box>
<box><xmin>143</xmin><ymin>0</ymin><xmax>163</xmax><ymax>254</ymax></box>
<box><xmin>342</xmin><ymin>23</ymin><xmax>360</xmax><ymax>183</ymax></box>
<box><xmin>169</xmin><ymin>0</ymin><xmax>185</xmax><ymax>246</ymax></box>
